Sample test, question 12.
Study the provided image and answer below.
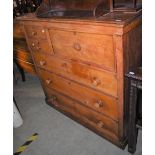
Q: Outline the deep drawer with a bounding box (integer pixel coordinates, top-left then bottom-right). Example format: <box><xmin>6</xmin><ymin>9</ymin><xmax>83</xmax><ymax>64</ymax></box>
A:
<box><xmin>45</xmin><ymin>87</ymin><xmax>118</xmax><ymax>138</ymax></box>
<box><xmin>49</xmin><ymin>29</ymin><xmax>115</xmax><ymax>71</ymax></box>
<box><xmin>38</xmin><ymin>68</ymin><xmax>118</xmax><ymax>121</ymax></box>
<box><xmin>32</xmin><ymin>52</ymin><xmax>117</xmax><ymax>97</ymax></box>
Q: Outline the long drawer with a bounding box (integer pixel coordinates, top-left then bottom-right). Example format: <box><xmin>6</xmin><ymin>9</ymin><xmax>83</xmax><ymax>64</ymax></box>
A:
<box><xmin>32</xmin><ymin>52</ymin><xmax>117</xmax><ymax>97</ymax></box>
<box><xmin>45</xmin><ymin>87</ymin><xmax>118</xmax><ymax>139</ymax></box>
<box><xmin>49</xmin><ymin>29</ymin><xmax>115</xmax><ymax>71</ymax></box>
<box><xmin>38</xmin><ymin>68</ymin><xmax>118</xmax><ymax>121</ymax></box>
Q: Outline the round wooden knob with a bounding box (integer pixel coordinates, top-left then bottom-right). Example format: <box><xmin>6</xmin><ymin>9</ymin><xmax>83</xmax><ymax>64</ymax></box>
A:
<box><xmin>39</xmin><ymin>60</ymin><xmax>46</xmax><ymax>66</ymax></box>
<box><xmin>92</xmin><ymin>77</ymin><xmax>101</xmax><ymax>87</ymax></box>
<box><xmin>97</xmin><ymin>121</ymin><xmax>104</xmax><ymax>128</ymax></box>
<box><xmin>42</xmin><ymin>29</ymin><xmax>45</xmax><ymax>33</ymax></box>
<box><xmin>73</xmin><ymin>43</ymin><xmax>81</xmax><ymax>51</ymax></box>
<box><xmin>51</xmin><ymin>96</ymin><xmax>58</xmax><ymax>106</ymax></box>
<box><xmin>32</xmin><ymin>31</ymin><xmax>37</xmax><ymax>36</ymax></box>
<box><xmin>31</xmin><ymin>43</ymin><xmax>35</xmax><ymax>47</ymax></box>
<box><xmin>46</xmin><ymin>79</ymin><xmax>51</xmax><ymax>85</ymax></box>
<box><xmin>84</xmin><ymin>101</ymin><xmax>89</xmax><ymax>105</ymax></box>
<box><xmin>94</xmin><ymin>100</ymin><xmax>103</xmax><ymax>108</ymax></box>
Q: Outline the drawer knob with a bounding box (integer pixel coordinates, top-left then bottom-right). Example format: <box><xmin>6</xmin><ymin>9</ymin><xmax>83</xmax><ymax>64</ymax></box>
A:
<box><xmin>46</xmin><ymin>79</ymin><xmax>52</xmax><ymax>85</ymax></box>
<box><xmin>97</xmin><ymin>121</ymin><xmax>104</xmax><ymax>128</ymax></box>
<box><xmin>31</xmin><ymin>43</ymin><xmax>35</xmax><ymax>47</ymax></box>
<box><xmin>42</xmin><ymin>29</ymin><xmax>45</xmax><ymax>33</ymax></box>
<box><xmin>92</xmin><ymin>77</ymin><xmax>101</xmax><ymax>86</ymax></box>
<box><xmin>39</xmin><ymin>60</ymin><xmax>46</xmax><ymax>66</ymax></box>
<box><xmin>51</xmin><ymin>96</ymin><xmax>58</xmax><ymax>106</ymax></box>
<box><xmin>73</xmin><ymin>43</ymin><xmax>81</xmax><ymax>51</ymax></box>
<box><xmin>94</xmin><ymin>100</ymin><xmax>103</xmax><ymax>108</ymax></box>
<box><xmin>32</xmin><ymin>31</ymin><xmax>37</xmax><ymax>36</ymax></box>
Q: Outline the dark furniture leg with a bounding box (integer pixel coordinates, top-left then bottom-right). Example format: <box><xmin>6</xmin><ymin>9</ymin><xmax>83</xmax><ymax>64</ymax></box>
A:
<box><xmin>126</xmin><ymin>68</ymin><xmax>142</xmax><ymax>154</ymax></box>
<box><xmin>128</xmin><ymin>80</ymin><xmax>138</xmax><ymax>153</ymax></box>
<box><xmin>13</xmin><ymin>70</ymin><xmax>18</xmax><ymax>84</ymax></box>
<box><xmin>14</xmin><ymin>61</ymin><xmax>26</xmax><ymax>82</ymax></box>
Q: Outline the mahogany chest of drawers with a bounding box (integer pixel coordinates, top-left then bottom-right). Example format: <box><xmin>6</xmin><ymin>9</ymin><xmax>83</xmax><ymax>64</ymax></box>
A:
<box><xmin>16</xmin><ymin>12</ymin><xmax>141</xmax><ymax>148</ymax></box>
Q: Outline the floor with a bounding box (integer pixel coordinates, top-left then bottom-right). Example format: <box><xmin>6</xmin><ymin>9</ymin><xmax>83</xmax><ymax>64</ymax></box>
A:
<box><xmin>13</xmin><ymin>72</ymin><xmax>142</xmax><ymax>155</ymax></box>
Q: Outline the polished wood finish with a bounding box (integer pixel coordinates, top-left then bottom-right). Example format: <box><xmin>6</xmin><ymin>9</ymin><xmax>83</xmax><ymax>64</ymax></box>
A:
<box><xmin>24</xmin><ymin>25</ymin><xmax>47</xmax><ymax>40</ymax></box>
<box><xmin>16</xmin><ymin>9</ymin><xmax>141</xmax><ymax>149</ymax></box>
<box><xmin>49</xmin><ymin>29</ymin><xmax>115</xmax><ymax>71</ymax></box>
<box><xmin>38</xmin><ymin>68</ymin><xmax>118</xmax><ymax>120</ymax></box>
<box><xmin>32</xmin><ymin>52</ymin><xmax>117</xmax><ymax>97</ymax></box>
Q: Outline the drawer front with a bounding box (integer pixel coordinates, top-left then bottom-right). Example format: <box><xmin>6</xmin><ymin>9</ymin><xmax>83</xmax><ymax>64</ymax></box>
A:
<box><xmin>75</xmin><ymin>100</ymin><xmax>118</xmax><ymax>136</ymax></box>
<box><xmin>33</xmin><ymin>52</ymin><xmax>117</xmax><ymax>97</ymax></box>
<box><xmin>50</xmin><ymin>30</ymin><xmax>115</xmax><ymax>71</ymax></box>
<box><xmin>45</xmin><ymin>87</ymin><xmax>118</xmax><ymax>138</ymax></box>
<box><xmin>24</xmin><ymin>25</ymin><xmax>47</xmax><ymax>39</ymax></box>
<box><xmin>28</xmin><ymin>39</ymin><xmax>53</xmax><ymax>54</ymax></box>
<box><xmin>38</xmin><ymin>69</ymin><xmax>118</xmax><ymax>121</ymax></box>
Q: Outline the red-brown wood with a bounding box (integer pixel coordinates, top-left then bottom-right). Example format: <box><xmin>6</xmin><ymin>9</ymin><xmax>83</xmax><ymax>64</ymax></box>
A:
<box><xmin>32</xmin><ymin>51</ymin><xmax>118</xmax><ymax>97</ymax></box>
<box><xmin>16</xmin><ymin>9</ymin><xmax>141</xmax><ymax>149</ymax></box>
<box><xmin>13</xmin><ymin>20</ymin><xmax>36</xmax><ymax>75</ymax></box>
<box><xmin>38</xmin><ymin>68</ymin><xmax>118</xmax><ymax>121</ymax></box>
<box><xmin>49</xmin><ymin>29</ymin><xmax>116</xmax><ymax>71</ymax></box>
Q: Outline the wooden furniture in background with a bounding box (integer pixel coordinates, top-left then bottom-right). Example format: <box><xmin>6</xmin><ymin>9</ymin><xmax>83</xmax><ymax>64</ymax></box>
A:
<box><xmin>35</xmin><ymin>0</ymin><xmax>142</xmax><ymax>17</ymax></box>
<box><xmin>16</xmin><ymin>0</ymin><xmax>142</xmax><ymax>151</ymax></box>
<box><xmin>13</xmin><ymin>0</ymin><xmax>41</xmax><ymax>79</ymax></box>
<box><xmin>13</xmin><ymin>20</ymin><xmax>36</xmax><ymax>77</ymax></box>
<box><xmin>13</xmin><ymin>0</ymin><xmax>42</xmax><ymax>18</ymax></box>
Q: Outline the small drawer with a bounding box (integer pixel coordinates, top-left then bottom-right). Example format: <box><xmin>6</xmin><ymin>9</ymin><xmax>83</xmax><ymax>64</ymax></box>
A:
<box><xmin>45</xmin><ymin>87</ymin><xmax>118</xmax><ymax>138</ymax></box>
<box><xmin>49</xmin><ymin>29</ymin><xmax>115</xmax><ymax>71</ymax></box>
<box><xmin>32</xmin><ymin>52</ymin><xmax>117</xmax><ymax>97</ymax></box>
<box><xmin>24</xmin><ymin>25</ymin><xmax>47</xmax><ymax>39</ymax></box>
<box><xmin>37</xmin><ymin>68</ymin><xmax>118</xmax><ymax>121</ymax></box>
<box><xmin>28</xmin><ymin>39</ymin><xmax>53</xmax><ymax>54</ymax></box>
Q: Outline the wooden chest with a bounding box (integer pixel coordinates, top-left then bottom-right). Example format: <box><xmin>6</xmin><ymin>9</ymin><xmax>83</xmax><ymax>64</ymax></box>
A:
<box><xmin>16</xmin><ymin>12</ymin><xmax>141</xmax><ymax>148</ymax></box>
